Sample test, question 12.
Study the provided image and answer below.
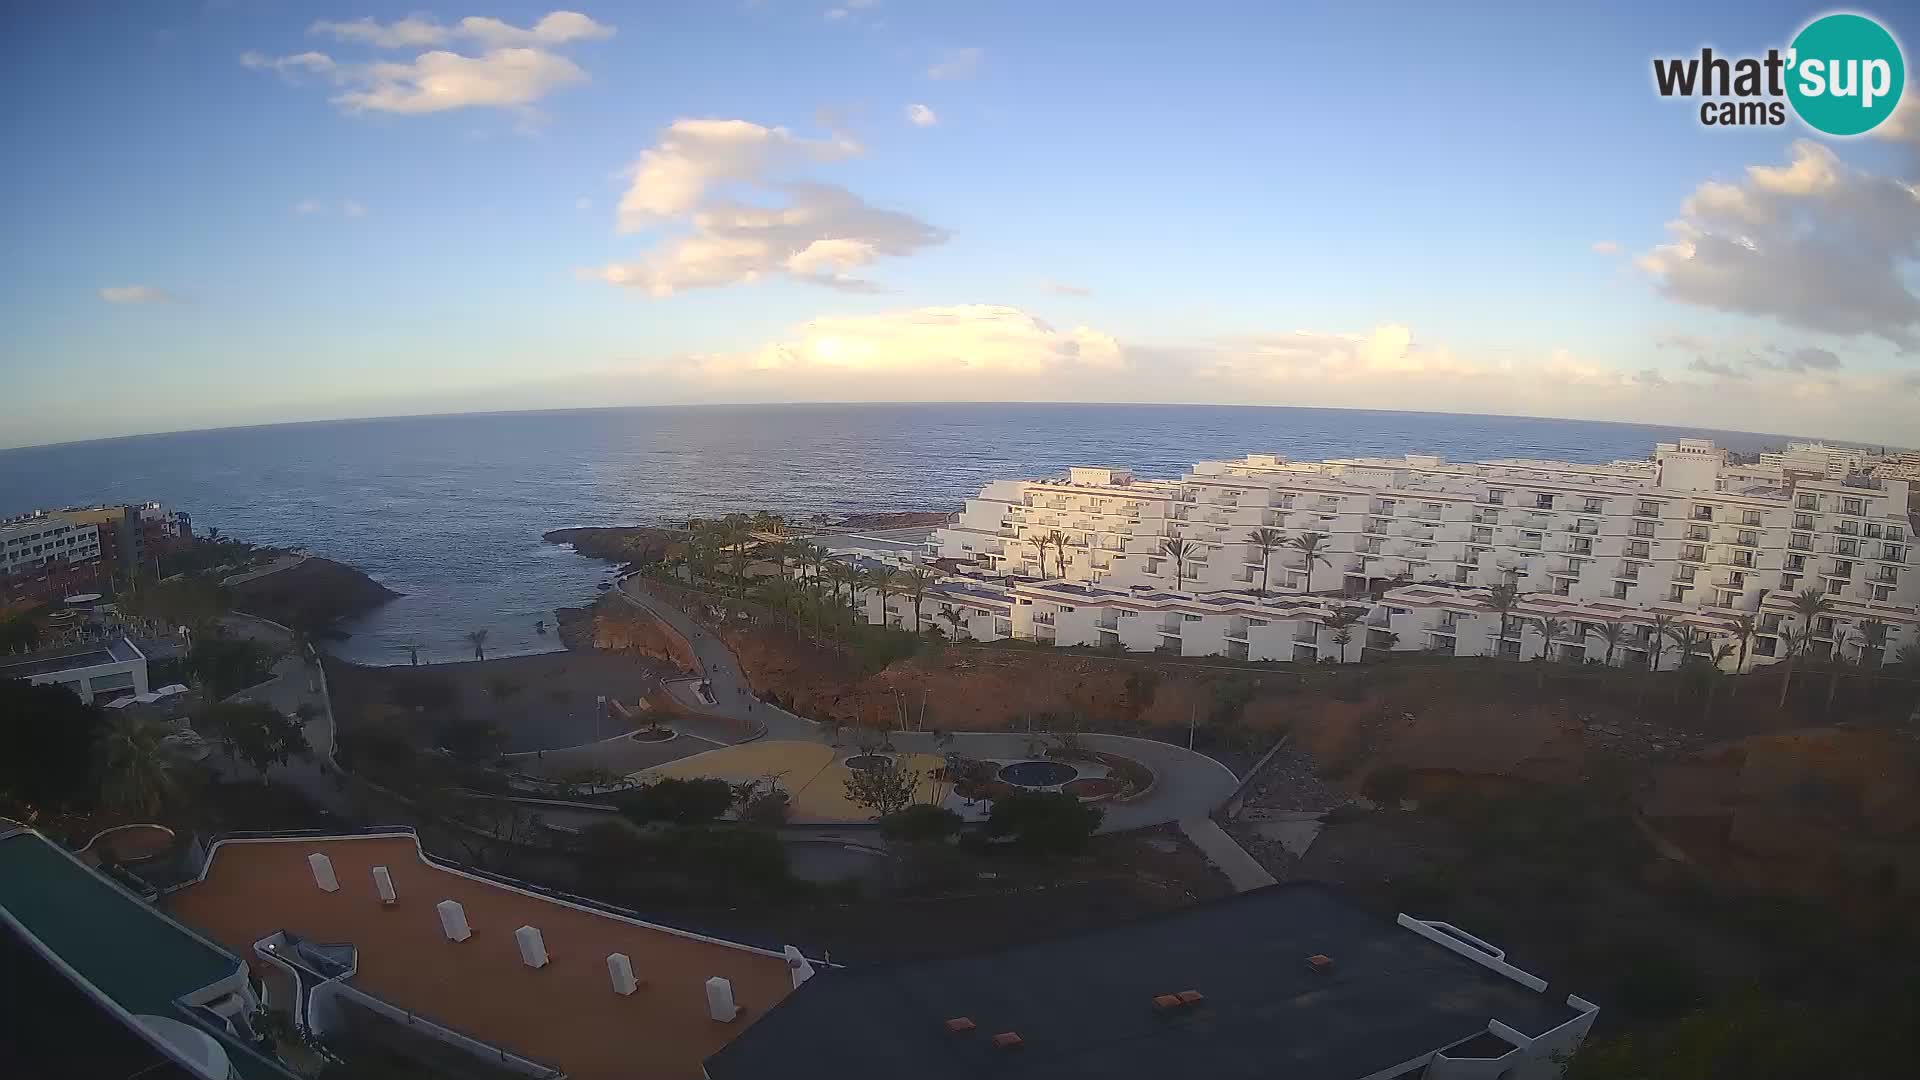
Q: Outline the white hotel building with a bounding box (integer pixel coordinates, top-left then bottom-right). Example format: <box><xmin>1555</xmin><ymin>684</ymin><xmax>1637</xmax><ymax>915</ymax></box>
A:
<box><xmin>891</xmin><ymin>439</ymin><xmax>1917</xmax><ymax>672</ymax></box>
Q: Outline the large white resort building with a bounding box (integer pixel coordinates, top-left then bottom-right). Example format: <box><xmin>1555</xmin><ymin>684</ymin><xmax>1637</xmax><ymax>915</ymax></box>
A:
<box><xmin>851</xmin><ymin>439</ymin><xmax>1917</xmax><ymax>673</ymax></box>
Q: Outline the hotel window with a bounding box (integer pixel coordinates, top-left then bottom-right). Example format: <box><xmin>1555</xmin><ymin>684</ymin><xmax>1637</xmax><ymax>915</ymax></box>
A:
<box><xmin>1675</xmin><ymin>565</ymin><xmax>1696</xmax><ymax>583</ymax></box>
<box><xmin>1535</xmin><ymin>493</ymin><xmax>1556</xmax><ymax>510</ymax></box>
<box><xmin>1793</xmin><ymin>513</ymin><xmax>1815</xmax><ymax>530</ymax></box>
<box><xmin>1627</xmin><ymin>540</ymin><xmax>1651</xmax><ymax>558</ymax></box>
<box><xmin>1636</xmin><ymin>500</ymin><xmax>1661</xmax><ymax>517</ymax></box>
<box><xmin>1826</xmin><ymin>579</ymin><xmax>1845</xmax><ymax>595</ymax></box>
<box><xmin>1842</xmin><ymin>497</ymin><xmax>1865</xmax><ymax>516</ymax></box>
<box><xmin>1632</xmin><ymin>520</ymin><xmax>1656</xmax><ymax>538</ymax></box>
<box><xmin>1886</xmin><ymin>545</ymin><xmax>1908</xmax><ymax>562</ymax></box>
<box><xmin>1485</xmin><ymin>489</ymin><xmax>1507</xmax><ymax>505</ymax></box>
<box><xmin>1583</xmin><ymin>497</ymin><xmax>1603</xmax><ymax>513</ymax></box>
<box><xmin>1816</xmin><ymin>617</ymin><xmax>1835</xmax><ymax>636</ymax></box>
<box><xmin>1867</xmin><ymin>524</ymin><xmax>1884</xmax><ymax>539</ymax></box>
<box><xmin>1789</xmin><ymin>533</ymin><xmax>1813</xmax><ymax>551</ymax></box>
<box><xmin>1681</xmin><ymin>544</ymin><xmax>1705</xmax><ymax>562</ymax></box>
<box><xmin>1742</xmin><ymin>510</ymin><xmax>1762</xmax><ymax>526</ymax></box>
<box><xmin>1669</xmin><ymin>585</ymin><xmax>1688</xmax><ymax>602</ymax></box>
<box><xmin>1736</xmin><ymin>530</ymin><xmax>1758</xmax><ymax>547</ymax></box>
<box><xmin>1781</xmin><ymin>574</ymin><xmax>1800</xmax><ymax>591</ymax></box>
<box><xmin>1786</xmin><ymin>554</ymin><xmax>1806</xmax><ymax>572</ymax></box>
<box><xmin>1798</xmin><ymin>493</ymin><xmax>1820</xmax><ymax>510</ymax></box>
<box><xmin>1686</xmin><ymin>524</ymin><xmax>1709</xmax><ymax>541</ymax></box>
<box><xmin>1718</xmin><ymin>591</ymin><xmax>1737</xmax><ymax>607</ymax></box>
<box><xmin>1693</xmin><ymin>505</ymin><xmax>1715</xmax><ymax>521</ymax></box>
<box><xmin>1612</xmin><ymin>582</ymin><xmax>1629</xmax><ymax>599</ymax></box>
<box><xmin>1891</xmin><ymin>526</ymin><xmax>1906</xmax><ymax>543</ymax></box>
<box><xmin>1837</xmin><ymin>538</ymin><xmax>1859</xmax><ymax>556</ymax></box>
<box><xmin>1874</xmin><ymin>585</ymin><xmax>1895</xmax><ymax>601</ymax></box>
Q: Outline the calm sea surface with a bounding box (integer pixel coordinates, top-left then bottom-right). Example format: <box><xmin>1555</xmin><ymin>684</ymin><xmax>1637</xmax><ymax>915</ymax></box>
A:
<box><xmin>0</xmin><ymin>404</ymin><xmax>1797</xmax><ymax>664</ymax></box>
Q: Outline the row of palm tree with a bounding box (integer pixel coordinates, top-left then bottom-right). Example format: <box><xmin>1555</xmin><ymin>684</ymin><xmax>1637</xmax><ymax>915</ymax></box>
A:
<box><xmin>1157</xmin><ymin>528</ymin><xmax>1337</xmax><ymax>597</ymax></box>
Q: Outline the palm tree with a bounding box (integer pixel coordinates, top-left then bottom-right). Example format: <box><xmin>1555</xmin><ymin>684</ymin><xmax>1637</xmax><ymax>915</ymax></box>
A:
<box><xmin>100</xmin><ymin>713</ymin><xmax>177</xmax><ymax>816</ymax></box>
<box><xmin>1647</xmin><ymin>613</ymin><xmax>1676</xmax><ymax>673</ymax></box>
<box><xmin>751</xmin><ymin>511</ymin><xmax>784</xmax><ymax>538</ymax></box>
<box><xmin>1728</xmin><ymin>612</ymin><xmax>1758</xmax><ymax>680</ymax></box>
<box><xmin>1325</xmin><ymin>606</ymin><xmax>1364</xmax><ymax>663</ymax></box>
<box><xmin>1825</xmin><ymin>628</ymin><xmax>1860</xmax><ymax>719</ymax></box>
<box><xmin>1290</xmin><ymin>532</ymin><xmax>1333</xmax><ymax>594</ymax></box>
<box><xmin>1663</xmin><ymin>623</ymin><xmax>1703</xmax><ymax>704</ymax></box>
<box><xmin>938</xmin><ymin>604</ymin><xmax>968</xmax><ymax>640</ymax></box>
<box><xmin>867</xmin><ymin>565</ymin><xmax>900</xmax><ymax>627</ymax></box>
<box><xmin>1246</xmin><ymin>527</ymin><xmax>1287</xmax><ymax>599</ymax></box>
<box><xmin>1161</xmin><ymin>538</ymin><xmax>1197</xmax><ymax>592</ymax></box>
<box><xmin>1702</xmin><ymin>641</ymin><xmax>1738</xmax><ymax>726</ymax></box>
<box><xmin>1586</xmin><ymin>619</ymin><xmax>1629</xmax><ymax>668</ymax></box>
<box><xmin>1777</xmin><ymin>587</ymin><xmax>1832</xmax><ymax>708</ymax></box>
<box><xmin>902</xmin><ymin>566</ymin><xmax>935</xmax><ymax>634</ymax></box>
<box><xmin>1857</xmin><ymin>616</ymin><xmax>1890</xmax><ymax>681</ymax></box>
<box><xmin>466</xmin><ymin>629</ymin><xmax>488</xmax><ymax>662</ymax></box>
<box><xmin>1487</xmin><ymin>581</ymin><xmax>1520</xmax><ymax>656</ymax></box>
<box><xmin>824</xmin><ymin>560</ymin><xmax>851</xmax><ymax>609</ymax></box>
<box><xmin>1044</xmin><ymin>529</ymin><xmax>1070</xmax><ymax>578</ymax></box>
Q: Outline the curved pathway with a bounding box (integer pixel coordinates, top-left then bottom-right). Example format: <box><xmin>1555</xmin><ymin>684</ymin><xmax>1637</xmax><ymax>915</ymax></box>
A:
<box><xmin>608</xmin><ymin>577</ymin><xmax>1242</xmax><ymax>832</ymax></box>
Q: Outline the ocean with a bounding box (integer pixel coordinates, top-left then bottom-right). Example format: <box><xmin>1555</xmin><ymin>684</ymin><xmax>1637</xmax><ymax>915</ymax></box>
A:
<box><xmin>0</xmin><ymin>403</ymin><xmax>1799</xmax><ymax>664</ymax></box>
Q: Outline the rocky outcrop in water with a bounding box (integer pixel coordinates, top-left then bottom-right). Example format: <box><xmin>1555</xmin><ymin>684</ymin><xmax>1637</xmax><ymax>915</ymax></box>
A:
<box><xmin>229</xmin><ymin>557</ymin><xmax>399</xmax><ymax>633</ymax></box>
<box><xmin>542</xmin><ymin>526</ymin><xmax>683</xmax><ymax>571</ymax></box>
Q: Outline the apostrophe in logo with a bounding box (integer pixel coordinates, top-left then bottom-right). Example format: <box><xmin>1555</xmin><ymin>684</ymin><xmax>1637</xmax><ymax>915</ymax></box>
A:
<box><xmin>1652</xmin><ymin>11</ymin><xmax>1905</xmax><ymax>136</ymax></box>
<box><xmin>1786</xmin><ymin>13</ymin><xmax>1904</xmax><ymax>135</ymax></box>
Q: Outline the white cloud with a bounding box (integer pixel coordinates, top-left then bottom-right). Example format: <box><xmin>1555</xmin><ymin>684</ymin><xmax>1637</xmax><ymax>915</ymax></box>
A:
<box><xmin>1637</xmin><ymin>140</ymin><xmax>1920</xmax><ymax>346</ymax></box>
<box><xmin>825</xmin><ymin>8</ymin><xmax>849</xmax><ymax>20</ymax></box>
<box><xmin>99</xmin><ymin>285</ymin><xmax>175</xmax><ymax>304</ymax></box>
<box><xmin>1590</xmin><ymin>240</ymin><xmax>1619</xmax><ymax>255</ymax></box>
<box><xmin>906</xmin><ymin>103</ymin><xmax>937</xmax><ymax>127</ymax></box>
<box><xmin>652</xmin><ymin>306</ymin><xmax>1122</xmax><ymax>380</ymax></box>
<box><xmin>593</xmin><ymin>117</ymin><xmax>944</xmax><ymax>294</ymax></box>
<box><xmin>246</xmin><ymin>11</ymin><xmax>610</xmax><ymax>116</ymax></box>
<box><xmin>308</xmin><ymin>14</ymin><xmax>449</xmax><ymax>48</ymax></box>
<box><xmin>294</xmin><ymin>199</ymin><xmax>365</xmax><ymax>217</ymax></box>
<box><xmin>927</xmin><ymin>47</ymin><xmax>982</xmax><ymax>80</ymax></box>
<box><xmin>593</xmin><ymin>182</ymin><xmax>946</xmax><ymax>295</ymax></box>
<box><xmin>307</xmin><ymin>11</ymin><xmax>613</xmax><ymax>50</ymax></box>
<box><xmin>332</xmin><ymin>48</ymin><xmax>587</xmax><ymax>114</ymax></box>
<box><xmin>342</xmin><ymin>200</ymin><xmax>367</xmax><ymax>218</ymax></box>
<box><xmin>1040</xmin><ymin>280</ymin><xmax>1091</xmax><ymax>297</ymax></box>
<box><xmin>240</xmin><ymin>50</ymin><xmax>335</xmax><ymax>77</ymax></box>
<box><xmin>294</xmin><ymin>199</ymin><xmax>325</xmax><ymax>215</ymax></box>
<box><xmin>615</xmin><ymin>118</ymin><xmax>860</xmax><ymax>228</ymax></box>
<box><xmin>575</xmin><ymin>196</ymin><xmax>593</xmax><ymax>210</ymax></box>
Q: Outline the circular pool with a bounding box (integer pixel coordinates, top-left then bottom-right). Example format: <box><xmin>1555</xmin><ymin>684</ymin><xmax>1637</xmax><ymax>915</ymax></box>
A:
<box><xmin>844</xmin><ymin>754</ymin><xmax>890</xmax><ymax>771</ymax></box>
<box><xmin>997</xmin><ymin>760</ymin><xmax>1079</xmax><ymax>788</ymax></box>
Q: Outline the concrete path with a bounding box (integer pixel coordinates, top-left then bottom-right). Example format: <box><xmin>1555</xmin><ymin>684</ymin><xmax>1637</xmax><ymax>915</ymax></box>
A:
<box><xmin>613</xmin><ymin>578</ymin><xmax>817</xmax><ymax>741</ymax></box>
<box><xmin>1178</xmin><ymin>817</ymin><xmax>1278</xmax><ymax>892</ymax></box>
<box><xmin>207</xmin><ymin>615</ymin><xmax>351</xmax><ymax>817</ymax></box>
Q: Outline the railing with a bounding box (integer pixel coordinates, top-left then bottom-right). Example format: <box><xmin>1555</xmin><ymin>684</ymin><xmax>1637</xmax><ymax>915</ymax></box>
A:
<box><xmin>311</xmin><ymin>980</ymin><xmax>565</xmax><ymax>1078</ymax></box>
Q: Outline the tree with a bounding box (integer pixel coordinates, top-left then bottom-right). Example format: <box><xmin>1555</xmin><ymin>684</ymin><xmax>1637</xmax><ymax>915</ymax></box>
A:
<box><xmin>1587</xmin><ymin>619</ymin><xmax>1629</xmax><ymax>668</ymax></box>
<box><xmin>100</xmin><ymin>712</ymin><xmax>178</xmax><ymax>816</ymax></box>
<box><xmin>1326</xmin><ymin>606</ymin><xmax>1363</xmax><ymax>663</ymax></box>
<box><xmin>1701</xmin><ymin>641</ymin><xmax>1738</xmax><ymax>725</ymax></box>
<box><xmin>1487</xmin><ymin>581</ymin><xmax>1520</xmax><ymax>654</ymax></box>
<box><xmin>0</xmin><ymin>679</ymin><xmax>104</xmax><ymax>817</ymax></box>
<box><xmin>987</xmin><ymin>790</ymin><xmax>1103</xmax><ymax>854</ymax></box>
<box><xmin>1777</xmin><ymin>587</ymin><xmax>1832</xmax><ymax>708</ymax></box>
<box><xmin>186</xmin><ymin>636</ymin><xmax>278</xmax><ymax>698</ymax></box>
<box><xmin>1161</xmin><ymin>537</ymin><xmax>1197</xmax><ymax>592</ymax></box>
<box><xmin>465</xmin><ymin>628</ymin><xmax>488</xmax><ymax>662</ymax></box>
<box><xmin>1290</xmin><ymin>532</ymin><xmax>1333</xmax><ymax>594</ymax></box>
<box><xmin>1857</xmin><ymin>616</ymin><xmax>1890</xmax><ymax>679</ymax></box>
<box><xmin>825</xmin><ymin>560</ymin><xmax>854</xmax><ymax>612</ymax></box>
<box><xmin>866</xmin><ymin>565</ymin><xmax>899</xmax><ymax>627</ymax></box>
<box><xmin>1647</xmin><ymin>612</ymin><xmax>1676</xmax><ymax>674</ymax></box>
<box><xmin>902</xmin><ymin>565</ymin><xmax>935</xmax><ymax>634</ymax></box>
<box><xmin>842</xmin><ymin>756</ymin><xmax>921</xmax><ymax>819</ymax></box>
<box><xmin>618</xmin><ymin>777</ymin><xmax>736</xmax><ymax>825</ymax></box>
<box><xmin>1535</xmin><ymin>616</ymin><xmax>1570</xmax><ymax>687</ymax></box>
<box><xmin>199</xmin><ymin>702</ymin><xmax>310</xmax><ymax>784</ymax></box>
<box><xmin>1729</xmin><ymin>611</ymin><xmax>1759</xmax><ymax>680</ymax></box>
<box><xmin>1246</xmin><ymin>527</ymin><xmax>1287</xmax><ymax>598</ymax></box>
<box><xmin>0</xmin><ymin>613</ymin><xmax>41</xmax><ymax>653</ymax></box>
<box><xmin>938</xmin><ymin>604</ymin><xmax>968</xmax><ymax>640</ymax></box>
<box><xmin>882</xmin><ymin>803</ymin><xmax>962</xmax><ymax>844</ymax></box>
<box><xmin>434</xmin><ymin>718</ymin><xmax>508</xmax><ymax>762</ymax></box>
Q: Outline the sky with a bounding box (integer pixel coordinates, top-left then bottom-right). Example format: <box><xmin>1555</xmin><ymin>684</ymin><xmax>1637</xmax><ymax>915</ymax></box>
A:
<box><xmin>4</xmin><ymin>0</ymin><xmax>1920</xmax><ymax>449</ymax></box>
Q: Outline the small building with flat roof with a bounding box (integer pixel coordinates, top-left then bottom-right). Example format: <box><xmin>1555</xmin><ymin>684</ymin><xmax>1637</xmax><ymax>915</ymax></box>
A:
<box><xmin>0</xmin><ymin>635</ymin><xmax>148</xmax><ymax>703</ymax></box>
<box><xmin>704</xmin><ymin>883</ymin><xmax>1597</xmax><ymax>1080</ymax></box>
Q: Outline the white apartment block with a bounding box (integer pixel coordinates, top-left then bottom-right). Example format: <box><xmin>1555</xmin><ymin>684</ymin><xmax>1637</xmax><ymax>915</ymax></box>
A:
<box><xmin>0</xmin><ymin>515</ymin><xmax>102</xmax><ymax>577</ymax></box>
<box><xmin>903</xmin><ymin>440</ymin><xmax>1918</xmax><ymax>673</ymax></box>
<box><xmin>1758</xmin><ymin>440</ymin><xmax>1873</xmax><ymax>479</ymax></box>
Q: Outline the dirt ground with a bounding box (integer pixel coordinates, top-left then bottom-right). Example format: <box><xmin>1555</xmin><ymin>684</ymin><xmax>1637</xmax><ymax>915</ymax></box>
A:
<box><xmin>325</xmin><ymin>649</ymin><xmax>672</xmax><ymax>752</ymax></box>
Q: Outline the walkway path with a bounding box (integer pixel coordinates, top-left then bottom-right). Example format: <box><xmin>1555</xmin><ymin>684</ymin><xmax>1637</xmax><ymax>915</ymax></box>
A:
<box><xmin>208</xmin><ymin>614</ymin><xmax>351</xmax><ymax>817</ymax></box>
<box><xmin>1177</xmin><ymin>817</ymin><xmax>1278</xmax><ymax>892</ymax></box>
<box><xmin>607</xmin><ymin>576</ymin><xmax>1242</xmax><ymax>832</ymax></box>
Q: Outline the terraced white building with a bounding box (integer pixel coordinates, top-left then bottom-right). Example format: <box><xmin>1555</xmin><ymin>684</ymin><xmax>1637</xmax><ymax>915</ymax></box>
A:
<box><xmin>907</xmin><ymin>440</ymin><xmax>1918</xmax><ymax>672</ymax></box>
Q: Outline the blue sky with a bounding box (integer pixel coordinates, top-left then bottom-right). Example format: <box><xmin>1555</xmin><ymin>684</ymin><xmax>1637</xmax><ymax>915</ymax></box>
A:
<box><xmin>4</xmin><ymin>0</ymin><xmax>1920</xmax><ymax>448</ymax></box>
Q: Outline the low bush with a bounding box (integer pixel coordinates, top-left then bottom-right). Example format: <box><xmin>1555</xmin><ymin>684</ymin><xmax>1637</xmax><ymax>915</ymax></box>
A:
<box><xmin>987</xmin><ymin>791</ymin><xmax>1102</xmax><ymax>855</ymax></box>
<box><xmin>617</xmin><ymin>777</ymin><xmax>736</xmax><ymax>825</ymax></box>
<box><xmin>881</xmin><ymin>804</ymin><xmax>962</xmax><ymax>844</ymax></box>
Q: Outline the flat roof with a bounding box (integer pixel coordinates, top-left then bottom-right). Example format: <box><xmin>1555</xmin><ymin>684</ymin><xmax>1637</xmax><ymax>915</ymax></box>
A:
<box><xmin>1</xmin><ymin>919</ymin><xmax>202</xmax><ymax>1080</ymax></box>
<box><xmin>167</xmin><ymin>833</ymin><xmax>798</xmax><ymax>1080</ymax></box>
<box><xmin>0</xmin><ymin>828</ymin><xmax>242</xmax><ymax>1020</ymax></box>
<box><xmin>0</xmin><ymin>636</ymin><xmax>143</xmax><ymax>679</ymax></box>
<box><xmin>705</xmin><ymin>884</ymin><xmax>1579</xmax><ymax>1080</ymax></box>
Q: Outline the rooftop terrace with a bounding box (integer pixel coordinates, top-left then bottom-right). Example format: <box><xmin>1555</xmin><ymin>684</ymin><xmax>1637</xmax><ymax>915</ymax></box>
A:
<box><xmin>166</xmin><ymin>833</ymin><xmax>798</xmax><ymax>1080</ymax></box>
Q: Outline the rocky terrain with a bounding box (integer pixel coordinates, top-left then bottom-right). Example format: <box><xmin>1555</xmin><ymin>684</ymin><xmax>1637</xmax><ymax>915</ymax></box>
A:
<box><xmin>542</xmin><ymin>526</ymin><xmax>684</xmax><ymax>571</ymax></box>
<box><xmin>228</xmin><ymin>557</ymin><xmax>399</xmax><ymax>633</ymax></box>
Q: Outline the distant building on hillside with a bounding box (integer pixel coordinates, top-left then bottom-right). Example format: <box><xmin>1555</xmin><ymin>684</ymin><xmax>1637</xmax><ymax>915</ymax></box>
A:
<box><xmin>2</xmin><ymin>501</ymin><xmax>190</xmax><ymax>603</ymax></box>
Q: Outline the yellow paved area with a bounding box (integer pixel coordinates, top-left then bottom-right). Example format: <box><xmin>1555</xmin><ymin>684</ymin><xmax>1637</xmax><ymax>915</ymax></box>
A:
<box><xmin>633</xmin><ymin>740</ymin><xmax>948</xmax><ymax>821</ymax></box>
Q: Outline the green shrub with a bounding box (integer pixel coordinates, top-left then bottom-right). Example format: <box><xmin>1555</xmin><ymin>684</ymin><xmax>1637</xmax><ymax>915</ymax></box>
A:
<box><xmin>987</xmin><ymin>791</ymin><xmax>1102</xmax><ymax>855</ymax></box>
<box><xmin>882</xmin><ymin>804</ymin><xmax>962</xmax><ymax>844</ymax></box>
<box><xmin>617</xmin><ymin>777</ymin><xmax>736</xmax><ymax>825</ymax></box>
